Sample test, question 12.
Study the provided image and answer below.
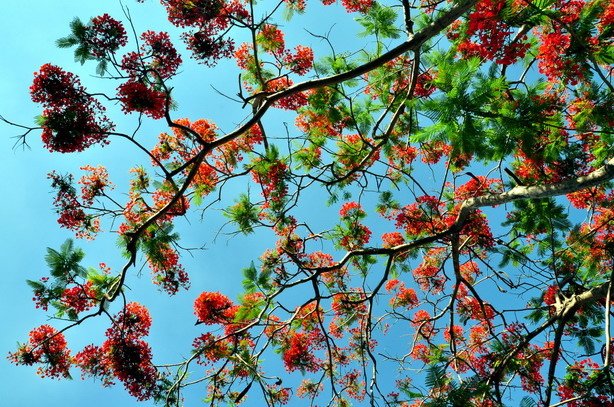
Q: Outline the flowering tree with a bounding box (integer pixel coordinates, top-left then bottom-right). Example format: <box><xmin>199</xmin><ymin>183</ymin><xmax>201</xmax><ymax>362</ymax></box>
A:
<box><xmin>4</xmin><ymin>0</ymin><xmax>614</xmax><ymax>406</ymax></box>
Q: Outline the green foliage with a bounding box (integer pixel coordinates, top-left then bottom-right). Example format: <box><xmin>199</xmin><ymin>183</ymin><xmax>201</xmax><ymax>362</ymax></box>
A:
<box><xmin>141</xmin><ymin>223</ymin><xmax>180</xmax><ymax>265</ymax></box>
<box><xmin>45</xmin><ymin>239</ymin><xmax>87</xmax><ymax>282</ymax></box>
<box><xmin>241</xmin><ymin>262</ymin><xmax>271</xmax><ymax>293</ymax></box>
<box><xmin>356</xmin><ymin>3</ymin><xmax>401</xmax><ymax>39</ymax></box>
<box><xmin>503</xmin><ymin>198</ymin><xmax>570</xmax><ymax>237</ymax></box>
<box><xmin>57</xmin><ymin>17</ymin><xmax>91</xmax><ymax>65</ymax></box>
<box><xmin>519</xmin><ymin>396</ymin><xmax>537</xmax><ymax>407</ymax></box>
<box><xmin>413</xmin><ymin>52</ymin><xmax>515</xmax><ymax>162</ymax></box>
<box><xmin>225</xmin><ymin>193</ymin><xmax>261</xmax><ymax>234</ymax></box>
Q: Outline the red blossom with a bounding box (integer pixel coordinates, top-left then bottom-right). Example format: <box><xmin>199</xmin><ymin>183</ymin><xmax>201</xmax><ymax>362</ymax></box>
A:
<box><xmin>48</xmin><ymin>171</ymin><xmax>100</xmax><ymax>239</ymax></box>
<box><xmin>192</xmin><ymin>333</ymin><xmax>231</xmax><ymax>364</ymax></box>
<box><xmin>454</xmin><ymin>0</ymin><xmax>530</xmax><ymax>65</ymax></box>
<box><xmin>61</xmin><ymin>281</ymin><xmax>98</xmax><ymax>314</ymax></box>
<box><xmin>123</xmin><ymin>31</ymin><xmax>182</xmax><ymax>79</ymax></box>
<box><xmin>79</xmin><ymin>165</ymin><xmax>113</xmax><ymax>206</ymax></box>
<box><xmin>74</xmin><ymin>344</ymin><xmax>115</xmax><ymax>386</ymax></box>
<box><xmin>381</xmin><ymin>232</ymin><xmax>405</xmax><ymax>248</ymax></box>
<box><xmin>266</xmin><ymin>77</ymin><xmax>308</xmax><ymax>110</ymax></box>
<box><xmin>102</xmin><ymin>337</ymin><xmax>157</xmax><ymax>400</ymax></box>
<box><xmin>9</xmin><ymin>325</ymin><xmax>72</xmax><ymax>379</ymax></box>
<box><xmin>31</xmin><ymin>64</ymin><xmax>112</xmax><ymax>152</ymax></box>
<box><xmin>85</xmin><ymin>14</ymin><xmax>128</xmax><ymax>58</ymax></box>
<box><xmin>194</xmin><ymin>292</ymin><xmax>235</xmax><ymax>324</ymax></box>
<box><xmin>258</xmin><ymin>24</ymin><xmax>285</xmax><ymax>55</ymax></box>
<box><xmin>284</xmin><ymin>45</ymin><xmax>314</xmax><ymax>75</ymax></box>
<box><xmin>282</xmin><ymin>332</ymin><xmax>319</xmax><ymax>372</ymax></box>
<box><xmin>117</xmin><ymin>80</ymin><xmax>167</xmax><ymax>119</ymax></box>
<box><xmin>454</xmin><ymin>176</ymin><xmax>502</xmax><ymax>200</ymax></box>
<box><xmin>107</xmin><ymin>302</ymin><xmax>152</xmax><ymax>340</ymax></box>
<box><xmin>147</xmin><ymin>243</ymin><xmax>190</xmax><ymax>295</ymax></box>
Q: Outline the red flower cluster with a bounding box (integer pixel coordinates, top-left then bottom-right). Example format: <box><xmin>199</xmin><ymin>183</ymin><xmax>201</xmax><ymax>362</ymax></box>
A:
<box><xmin>122</xmin><ymin>31</ymin><xmax>182</xmax><ymax>80</ymax></box>
<box><xmin>338</xmin><ymin>202</ymin><xmax>372</xmax><ymax>250</ymax></box>
<box><xmin>147</xmin><ymin>243</ymin><xmax>190</xmax><ymax>295</ymax></box>
<box><xmin>395</xmin><ymin>195</ymin><xmax>445</xmax><ymax>236</ymax></box>
<box><xmin>48</xmin><ymin>171</ymin><xmax>100</xmax><ymax>239</ymax></box>
<box><xmin>456</xmin><ymin>284</ymin><xmax>495</xmax><ymax>321</ymax></box>
<box><xmin>283</xmin><ymin>45</ymin><xmax>314</xmax><ymax>75</ymax></box>
<box><xmin>266</xmin><ymin>77</ymin><xmax>308</xmax><ymax>110</ymax></box>
<box><xmin>101</xmin><ymin>303</ymin><xmax>157</xmax><ymax>400</ymax></box>
<box><xmin>258</xmin><ymin>25</ymin><xmax>285</xmax><ymax>55</ymax></box>
<box><xmin>31</xmin><ymin>64</ymin><xmax>112</xmax><ymax>152</ymax></box>
<box><xmin>61</xmin><ymin>281</ymin><xmax>98</xmax><ymax>314</ymax></box>
<box><xmin>322</xmin><ymin>0</ymin><xmax>373</xmax><ymax>13</ymax></box>
<box><xmin>411</xmin><ymin>309</ymin><xmax>434</xmax><ymax>338</ymax></box>
<box><xmin>194</xmin><ymin>291</ymin><xmax>236</xmax><ymax>325</ymax></box>
<box><xmin>454</xmin><ymin>176</ymin><xmax>501</xmax><ymax>200</ymax></box>
<box><xmin>386</xmin><ymin>279</ymin><xmax>419</xmax><ymax>309</ymax></box>
<box><xmin>157</xmin><ymin>0</ymin><xmax>248</xmax><ymax>65</ymax></box>
<box><xmin>536</xmin><ymin>31</ymin><xmax>584</xmax><ymax>85</ymax></box>
<box><xmin>192</xmin><ymin>332</ymin><xmax>232</xmax><ymax>364</ymax></box>
<box><xmin>454</xmin><ymin>0</ymin><xmax>529</xmax><ymax>65</ymax></box>
<box><xmin>85</xmin><ymin>14</ymin><xmax>128</xmax><ymax>59</ymax></box>
<box><xmin>74</xmin><ymin>344</ymin><xmax>115</xmax><ymax>387</ymax></box>
<box><xmin>251</xmin><ymin>158</ymin><xmax>288</xmax><ymax>210</ymax></box>
<box><xmin>117</xmin><ymin>81</ymin><xmax>167</xmax><ymax>119</ymax></box>
<box><xmin>9</xmin><ymin>325</ymin><xmax>72</xmax><ymax>379</ymax></box>
<box><xmin>381</xmin><ymin>232</ymin><xmax>405</xmax><ymax>248</ymax></box>
<box><xmin>282</xmin><ymin>332</ymin><xmax>320</xmax><ymax>372</ymax></box>
<box><xmin>420</xmin><ymin>140</ymin><xmax>452</xmax><ymax>164</ymax></box>
<box><xmin>79</xmin><ymin>165</ymin><xmax>113</xmax><ymax>206</ymax></box>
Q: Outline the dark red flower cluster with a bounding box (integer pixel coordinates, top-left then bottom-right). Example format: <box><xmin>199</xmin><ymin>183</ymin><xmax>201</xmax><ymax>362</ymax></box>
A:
<box><xmin>102</xmin><ymin>303</ymin><xmax>157</xmax><ymax>400</ymax></box>
<box><xmin>156</xmin><ymin>0</ymin><xmax>248</xmax><ymax>65</ymax></box>
<box><xmin>194</xmin><ymin>291</ymin><xmax>236</xmax><ymax>325</ymax></box>
<box><xmin>9</xmin><ymin>325</ymin><xmax>72</xmax><ymax>379</ymax></box>
<box><xmin>454</xmin><ymin>0</ymin><xmax>529</xmax><ymax>65</ymax></box>
<box><xmin>321</xmin><ymin>0</ymin><xmax>373</xmax><ymax>13</ymax></box>
<box><xmin>85</xmin><ymin>14</ymin><xmax>128</xmax><ymax>59</ymax></box>
<box><xmin>31</xmin><ymin>64</ymin><xmax>112</xmax><ymax>152</ymax></box>
<box><xmin>48</xmin><ymin>171</ymin><xmax>100</xmax><ymax>239</ymax></box>
<box><xmin>61</xmin><ymin>281</ymin><xmax>98</xmax><ymax>314</ymax></box>
<box><xmin>122</xmin><ymin>31</ymin><xmax>182</xmax><ymax>80</ymax></box>
<box><xmin>282</xmin><ymin>332</ymin><xmax>320</xmax><ymax>372</ymax></box>
<box><xmin>117</xmin><ymin>80</ymin><xmax>167</xmax><ymax>119</ymax></box>
<box><xmin>147</xmin><ymin>243</ymin><xmax>190</xmax><ymax>295</ymax></box>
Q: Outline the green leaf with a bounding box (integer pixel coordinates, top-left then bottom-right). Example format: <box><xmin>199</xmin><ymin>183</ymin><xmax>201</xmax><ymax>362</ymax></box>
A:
<box><xmin>225</xmin><ymin>193</ymin><xmax>260</xmax><ymax>235</ymax></box>
<box><xmin>355</xmin><ymin>3</ymin><xmax>401</xmax><ymax>39</ymax></box>
<box><xmin>45</xmin><ymin>239</ymin><xmax>86</xmax><ymax>281</ymax></box>
<box><xmin>520</xmin><ymin>396</ymin><xmax>537</xmax><ymax>407</ymax></box>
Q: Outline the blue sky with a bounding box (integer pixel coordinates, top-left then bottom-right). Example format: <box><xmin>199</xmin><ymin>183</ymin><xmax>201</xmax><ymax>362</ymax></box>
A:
<box><xmin>0</xmin><ymin>1</ymin><xmax>369</xmax><ymax>406</ymax></box>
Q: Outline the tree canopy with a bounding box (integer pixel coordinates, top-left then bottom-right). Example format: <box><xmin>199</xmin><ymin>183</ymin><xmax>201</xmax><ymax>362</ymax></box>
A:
<box><xmin>4</xmin><ymin>0</ymin><xmax>614</xmax><ymax>406</ymax></box>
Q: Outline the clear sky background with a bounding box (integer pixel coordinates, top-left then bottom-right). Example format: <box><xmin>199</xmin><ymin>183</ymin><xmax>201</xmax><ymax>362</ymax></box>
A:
<box><xmin>0</xmin><ymin>1</ymin><xmax>371</xmax><ymax>406</ymax></box>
